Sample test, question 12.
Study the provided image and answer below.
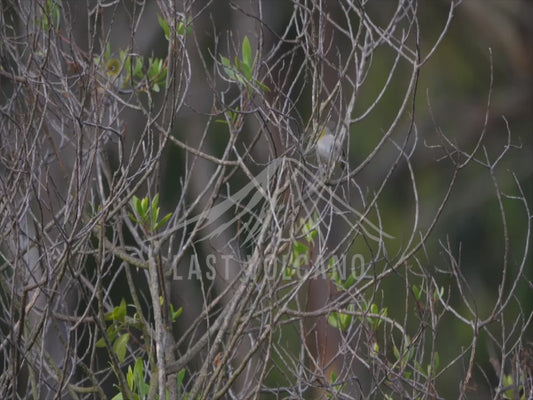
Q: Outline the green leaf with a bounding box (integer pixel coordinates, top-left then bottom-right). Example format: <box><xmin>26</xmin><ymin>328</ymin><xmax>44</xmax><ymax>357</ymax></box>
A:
<box><xmin>148</xmin><ymin>58</ymin><xmax>161</xmax><ymax>80</ymax></box>
<box><xmin>152</xmin><ymin>193</ymin><xmax>160</xmax><ymax>210</ymax></box>
<box><xmin>343</xmin><ymin>272</ymin><xmax>356</xmax><ymax>289</ymax></box>
<box><xmin>52</xmin><ymin>3</ymin><xmax>60</xmax><ymax>26</ymax></box>
<box><xmin>242</xmin><ymin>62</ymin><xmax>253</xmax><ymax>82</ymax></box>
<box><xmin>133</xmin><ymin>358</ymin><xmax>146</xmax><ymax>397</ymax></box>
<box><xmin>140</xmin><ymin>197</ymin><xmax>149</xmax><ymax>214</ymax></box>
<box><xmin>39</xmin><ymin>0</ymin><xmax>61</xmax><ymax>30</ymax></box>
<box><xmin>105</xmin><ymin>299</ymin><xmax>127</xmax><ymax>322</ymax></box>
<box><xmin>256</xmin><ymin>80</ymin><xmax>271</xmax><ymax>92</ymax></box>
<box><xmin>289</xmin><ymin>243</ymin><xmax>309</xmax><ymax>269</ymax></box>
<box><xmin>329</xmin><ymin>267</ymin><xmax>340</xmax><ymax>285</ymax></box>
<box><xmin>327</xmin><ymin>312</ymin><xmax>340</xmax><ymax>329</ymax></box>
<box><xmin>105</xmin><ymin>42</ymin><xmax>112</xmax><ymax>60</ymax></box>
<box><xmin>220</xmin><ymin>56</ymin><xmax>236</xmax><ymax>80</ymax></box>
<box><xmin>367</xmin><ymin>304</ymin><xmax>386</xmax><ymax>330</ymax></box>
<box><xmin>158</xmin><ymin>15</ymin><xmax>171</xmax><ymax>40</ymax></box>
<box><xmin>134</xmin><ymin>58</ymin><xmax>143</xmax><ymax>78</ymax></box>
<box><xmin>339</xmin><ymin>312</ymin><xmax>353</xmax><ymax>330</ymax></box>
<box><xmin>177</xmin><ymin>21</ymin><xmax>185</xmax><ymax>35</ymax></box>
<box><xmin>177</xmin><ymin>368</ymin><xmax>186</xmax><ymax>387</ymax></box>
<box><xmin>128</xmin><ymin>212</ymin><xmax>139</xmax><ymax>224</ymax></box>
<box><xmin>242</xmin><ymin>36</ymin><xmax>252</xmax><ymax>69</ymax></box>
<box><xmin>413</xmin><ymin>284</ymin><xmax>421</xmax><ymax>300</ymax></box>
<box><xmin>328</xmin><ymin>306</ymin><xmax>354</xmax><ymax>331</ymax></box>
<box><xmin>302</xmin><ymin>215</ymin><xmax>318</xmax><ymax>242</ymax></box>
<box><xmin>127</xmin><ymin>365</ymin><xmax>134</xmax><ymax>389</ymax></box>
<box><xmin>113</xmin><ymin>333</ymin><xmax>130</xmax><ymax>363</ymax></box>
<box><xmin>171</xmin><ymin>305</ymin><xmax>183</xmax><ymax>321</ymax></box>
<box><xmin>98</xmin><ymin>325</ymin><xmax>119</xmax><ymax>347</ymax></box>
<box><xmin>119</xmin><ymin>49</ymin><xmax>127</xmax><ymax>63</ymax></box>
<box><xmin>133</xmin><ymin>358</ymin><xmax>144</xmax><ymax>380</ymax></box>
<box><xmin>152</xmin><ymin>207</ymin><xmax>160</xmax><ymax>224</ymax></box>
<box><xmin>372</xmin><ymin>341</ymin><xmax>380</xmax><ymax>354</ymax></box>
<box><xmin>393</xmin><ymin>345</ymin><xmax>400</xmax><ymax>360</ymax></box>
<box><xmin>233</xmin><ymin>57</ymin><xmax>246</xmax><ymax>85</ymax></box>
<box><xmin>434</xmin><ymin>286</ymin><xmax>444</xmax><ymax>301</ymax></box>
<box><xmin>235</xmin><ymin>74</ymin><xmax>246</xmax><ymax>86</ymax></box>
<box><xmin>292</xmin><ymin>241</ymin><xmax>308</xmax><ymax>257</ymax></box>
<box><xmin>156</xmin><ymin>67</ymin><xmax>167</xmax><ymax>85</ymax></box>
<box><xmin>154</xmin><ymin>213</ymin><xmax>173</xmax><ymax>231</ymax></box>
<box><xmin>220</xmin><ymin>56</ymin><xmax>231</xmax><ymax>67</ymax></box>
<box><xmin>131</xmin><ymin>195</ymin><xmax>140</xmax><ymax>214</ymax></box>
<box><xmin>284</xmin><ymin>266</ymin><xmax>296</xmax><ymax>278</ymax></box>
<box><xmin>115</xmin><ymin>299</ymin><xmax>127</xmax><ymax>322</ymax></box>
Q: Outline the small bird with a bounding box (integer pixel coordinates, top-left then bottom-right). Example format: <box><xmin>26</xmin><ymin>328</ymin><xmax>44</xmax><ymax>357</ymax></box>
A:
<box><xmin>316</xmin><ymin>124</ymin><xmax>347</xmax><ymax>175</ymax></box>
<box><xmin>104</xmin><ymin>58</ymin><xmax>123</xmax><ymax>89</ymax></box>
<box><xmin>95</xmin><ymin>58</ymin><xmax>123</xmax><ymax>99</ymax></box>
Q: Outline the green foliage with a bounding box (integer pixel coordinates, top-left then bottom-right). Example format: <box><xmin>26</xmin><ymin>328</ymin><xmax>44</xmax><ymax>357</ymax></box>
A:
<box><xmin>501</xmin><ymin>374</ymin><xmax>526</xmax><ymax>400</ymax></box>
<box><xmin>424</xmin><ymin>352</ymin><xmax>440</xmax><ymax>377</ymax></box>
<box><xmin>106</xmin><ymin>298</ymin><xmax>128</xmax><ymax>323</ymax></box>
<box><xmin>284</xmin><ymin>214</ymin><xmax>318</xmax><ymax>278</ymax></box>
<box><xmin>392</xmin><ymin>339</ymin><xmax>415</xmax><ymax>373</ymax></box>
<box><xmin>327</xmin><ymin>304</ymin><xmax>354</xmax><ymax>332</ymax></box>
<box><xmin>216</xmin><ymin>107</ymin><xmax>240</xmax><ymax>126</ymax></box>
<box><xmin>285</xmin><ymin>241</ymin><xmax>309</xmax><ymax>278</ymax></box>
<box><xmin>326</xmin><ymin>257</ymin><xmax>358</xmax><ymax>331</ymax></box>
<box><xmin>160</xmin><ymin>295</ymin><xmax>183</xmax><ymax>322</ymax></box>
<box><xmin>220</xmin><ymin>36</ymin><xmax>270</xmax><ymax>93</ymax></box>
<box><xmin>111</xmin><ymin>364</ymin><xmax>192</xmax><ymax>400</ymax></box>
<box><xmin>158</xmin><ymin>15</ymin><xmax>192</xmax><ymax>39</ymax></box>
<box><xmin>121</xmin><ymin>49</ymin><xmax>144</xmax><ymax>82</ymax></box>
<box><xmin>301</xmin><ymin>214</ymin><xmax>319</xmax><ymax>242</ymax></box>
<box><xmin>327</xmin><ymin>371</ymin><xmax>348</xmax><ymax>399</ymax></box>
<box><xmin>129</xmin><ymin>194</ymin><xmax>173</xmax><ymax>234</ymax></box>
<box><xmin>37</xmin><ymin>0</ymin><xmax>61</xmax><ymax>31</ymax></box>
<box><xmin>390</xmin><ymin>339</ymin><xmax>440</xmax><ymax>384</ymax></box>
<box><xmin>158</xmin><ymin>15</ymin><xmax>171</xmax><ymax>40</ymax></box>
<box><xmin>111</xmin><ymin>358</ymin><xmax>150</xmax><ymax>400</ymax></box>
<box><xmin>93</xmin><ymin>44</ymin><xmax>168</xmax><ymax>94</ymax></box>
<box><xmin>146</xmin><ymin>57</ymin><xmax>167</xmax><ymax>93</ymax></box>
<box><xmin>412</xmin><ymin>284</ymin><xmax>422</xmax><ymax>300</ymax></box>
<box><xmin>176</xmin><ymin>368</ymin><xmax>187</xmax><ymax>398</ymax></box>
<box><xmin>434</xmin><ymin>286</ymin><xmax>444</xmax><ymax>302</ymax></box>
<box><xmin>96</xmin><ymin>296</ymin><xmax>182</xmax><ymax>365</ymax></box>
<box><xmin>113</xmin><ymin>333</ymin><xmax>131</xmax><ymax>363</ymax></box>
<box><xmin>361</xmin><ymin>301</ymin><xmax>388</xmax><ymax>331</ymax></box>
<box><xmin>95</xmin><ymin>299</ymin><xmax>134</xmax><ymax>363</ymax></box>
<box><xmin>98</xmin><ymin>298</ymin><xmax>185</xmax><ymax>399</ymax></box>
<box><xmin>241</xmin><ymin>36</ymin><xmax>253</xmax><ymax>81</ymax></box>
<box><xmin>329</xmin><ymin>256</ymin><xmax>356</xmax><ymax>290</ymax></box>
<box><xmin>412</xmin><ymin>281</ymin><xmax>444</xmax><ymax>309</ymax></box>
<box><xmin>130</xmin><ymin>358</ymin><xmax>150</xmax><ymax>399</ymax></box>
